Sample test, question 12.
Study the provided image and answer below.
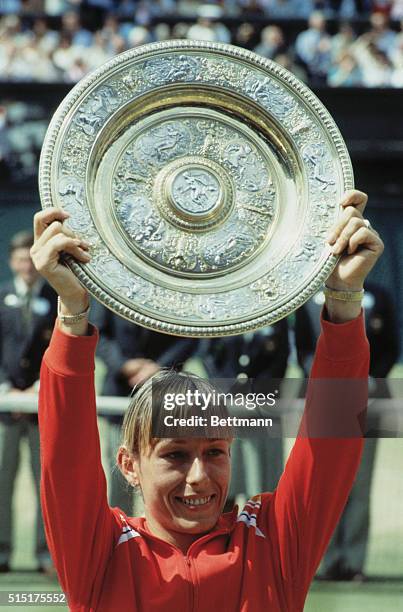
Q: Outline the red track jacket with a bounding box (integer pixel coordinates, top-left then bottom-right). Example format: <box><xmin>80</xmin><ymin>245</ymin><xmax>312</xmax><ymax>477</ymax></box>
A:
<box><xmin>39</xmin><ymin>313</ymin><xmax>369</xmax><ymax>612</ymax></box>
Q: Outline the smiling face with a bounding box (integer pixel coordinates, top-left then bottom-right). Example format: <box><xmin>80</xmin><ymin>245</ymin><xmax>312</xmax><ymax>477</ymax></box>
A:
<box><xmin>130</xmin><ymin>438</ymin><xmax>231</xmax><ymax>551</ymax></box>
<box><xmin>117</xmin><ymin>369</ymin><xmax>233</xmax><ymax>552</ymax></box>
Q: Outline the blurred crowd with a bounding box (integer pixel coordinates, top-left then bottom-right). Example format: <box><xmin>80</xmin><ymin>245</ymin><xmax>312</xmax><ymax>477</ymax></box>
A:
<box><xmin>1</xmin><ymin>1</ymin><xmax>403</xmax><ymax>86</ymax></box>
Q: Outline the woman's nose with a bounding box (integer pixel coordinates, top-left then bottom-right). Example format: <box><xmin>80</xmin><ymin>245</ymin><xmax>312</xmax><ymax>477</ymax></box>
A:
<box><xmin>186</xmin><ymin>457</ymin><xmax>209</xmax><ymax>486</ymax></box>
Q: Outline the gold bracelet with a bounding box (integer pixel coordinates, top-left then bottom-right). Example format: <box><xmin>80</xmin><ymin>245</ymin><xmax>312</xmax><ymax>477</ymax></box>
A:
<box><xmin>57</xmin><ymin>296</ymin><xmax>90</xmax><ymax>325</ymax></box>
<box><xmin>323</xmin><ymin>286</ymin><xmax>364</xmax><ymax>302</ymax></box>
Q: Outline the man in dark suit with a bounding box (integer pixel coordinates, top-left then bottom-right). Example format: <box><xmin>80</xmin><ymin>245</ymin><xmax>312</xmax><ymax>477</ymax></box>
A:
<box><xmin>202</xmin><ymin>320</ymin><xmax>289</xmax><ymax>509</ymax></box>
<box><xmin>296</xmin><ymin>283</ymin><xmax>399</xmax><ymax>580</ymax></box>
<box><xmin>0</xmin><ymin>230</ymin><xmax>57</xmax><ymax>573</ymax></box>
<box><xmin>91</xmin><ymin>302</ymin><xmax>199</xmax><ymax>514</ymax></box>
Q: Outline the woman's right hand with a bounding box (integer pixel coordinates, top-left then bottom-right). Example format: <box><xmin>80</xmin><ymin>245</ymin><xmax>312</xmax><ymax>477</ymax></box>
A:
<box><xmin>31</xmin><ymin>208</ymin><xmax>91</xmax><ymax>315</ymax></box>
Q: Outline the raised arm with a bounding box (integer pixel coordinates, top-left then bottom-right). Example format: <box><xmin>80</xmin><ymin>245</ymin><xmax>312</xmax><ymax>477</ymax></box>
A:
<box><xmin>264</xmin><ymin>191</ymin><xmax>384</xmax><ymax>608</ymax></box>
<box><xmin>32</xmin><ymin>209</ymin><xmax>119</xmax><ymax>608</ymax></box>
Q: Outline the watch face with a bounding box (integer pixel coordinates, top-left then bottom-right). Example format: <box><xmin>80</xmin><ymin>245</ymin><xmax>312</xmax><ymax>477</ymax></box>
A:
<box><xmin>40</xmin><ymin>40</ymin><xmax>352</xmax><ymax>337</ymax></box>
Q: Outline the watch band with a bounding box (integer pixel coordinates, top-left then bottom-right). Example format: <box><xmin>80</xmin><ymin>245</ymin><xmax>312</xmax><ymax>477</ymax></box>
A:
<box><xmin>57</xmin><ymin>296</ymin><xmax>90</xmax><ymax>325</ymax></box>
<box><xmin>323</xmin><ymin>286</ymin><xmax>364</xmax><ymax>302</ymax></box>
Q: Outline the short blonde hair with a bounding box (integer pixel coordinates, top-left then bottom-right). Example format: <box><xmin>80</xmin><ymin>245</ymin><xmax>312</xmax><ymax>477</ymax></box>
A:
<box><xmin>121</xmin><ymin>369</ymin><xmax>232</xmax><ymax>456</ymax></box>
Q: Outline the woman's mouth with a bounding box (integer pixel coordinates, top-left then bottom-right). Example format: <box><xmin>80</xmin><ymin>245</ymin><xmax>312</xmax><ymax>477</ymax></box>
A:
<box><xmin>176</xmin><ymin>494</ymin><xmax>215</xmax><ymax>508</ymax></box>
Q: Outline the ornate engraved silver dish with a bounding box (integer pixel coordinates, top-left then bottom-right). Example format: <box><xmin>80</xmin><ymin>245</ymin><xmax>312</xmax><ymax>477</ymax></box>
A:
<box><xmin>39</xmin><ymin>40</ymin><xmax>353</xmax><ymax>337</ymax></box>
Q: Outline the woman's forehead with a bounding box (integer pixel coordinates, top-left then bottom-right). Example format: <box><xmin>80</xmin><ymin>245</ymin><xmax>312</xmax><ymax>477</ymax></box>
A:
<box><xmin>153</xmin><ymin>438</ymin><xmax>230</xmax><ymax>450</ymax></box>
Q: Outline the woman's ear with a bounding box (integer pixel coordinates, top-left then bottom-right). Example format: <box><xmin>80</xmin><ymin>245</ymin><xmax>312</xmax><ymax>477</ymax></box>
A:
<box><xmin>117</xmin><ymin>446</ymin><xmax>140</xmax><ymax>488</ymax></box>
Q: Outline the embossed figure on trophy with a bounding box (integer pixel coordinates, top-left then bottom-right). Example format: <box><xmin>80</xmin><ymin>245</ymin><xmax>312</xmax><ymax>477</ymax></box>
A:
<box><xmin>199</xmin><ymin>296</ymin><xmax>229</xmax><ymax>320</ymax></box>
<box><xmin>204</xmin><ymin>231</ymin><xmax>255</xmax><ymax>267</ymax></box>
<box><xmin>58</xmin><ymin>176</ymin><xmax>84</xmax><ymax>205</ymax></box>
<box><xmin>224</xmin><ymin>142</ymin><xmax>249</xmax><ymax>171</ymax></box>
<box><xmin>58</xmin><ymin>176</ymin><xmax>93</xmax><ymax>232</ymax></box>
<box><xmin>145</xmin><ymin>55</ymin><xmax>201</xmax><ymax>85</ymax></box>
<box><xmin>200</xmin><ymin>134</ymin><xmax>216</xmax><ymax>156</ymax></box>
<box><xmin>134</xmin><ymin>213</ymin><xmax>164</xmax><ymax>244</ymax></box>
<box><xmin>100</xmin><ymin>258</ymin><xmax>135</xmax><ymax>297</ymax></box>
<box><xmin>165</xmin><ymin>236</ymin><xmax>198</xmax><ymax>271</ymax></box>
<box><xmin>173</xmin><ymin>170</ymin><xmax>219</xmax><ymax>212</ymax></box>
<box><xmin>294</xmin><ymin>240</ymin><xmax>319</xmax><ymax>262</ymax></box>
<box><xmin>303</xmin><ymin>144</ymin><xmax>336</xmax><ymax>192</ymax></box>
<box><xmin>224</xmin><ymin>143</ymin><xmax>265</xmax><ymax>192</ymax></box>
<box><xmin>139</xmin><ymin>124</ymin><xmax>188</xmax><ymax>162</ymax></box>
<box><xmin>120</xmin><ymin>167</ymin><xmax>151</xmax><ymax>187</ymax></box>
<box><xmin>289</xmin><ymin>117</ymin><xmax>312</xmax><ymax>136</ymax></box>
<box><xmin>119</xmin><ymin>194</ymin><xmax>151</xmax><ymax>227</ymax></box>
<box><xmin>244</xmin><ymin>77</ymin><xmax>294</xmax><ymax>119</ymax></box>
<box><xmin>95</xmin><ymin>86</ymin><xmax>120</xmax><ymax>113</ymax></box>
<box><xmin>75</xmin><ymin>112</ymin><xmax>103</xmax><ymax>137</ymax></box>
<box><xmin>75</xmin><ymin>88</ymin><xmax>119</xmax><ymax>137</ymax></box>
<box><xmin>250</xmin><ymin>275</ymin><xmax>284</xmax><ymax>301</ymax></box>
<box><xmin>244</xmin><ymin>77</ymin><xmax>272</xmax><ymax>106</ymax></box>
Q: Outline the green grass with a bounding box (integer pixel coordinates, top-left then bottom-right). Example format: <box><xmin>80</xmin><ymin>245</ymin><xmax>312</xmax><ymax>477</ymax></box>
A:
<box><xmin>306</xmin><ymin>581</ymin><xmax>403</xmax><ymax>611</ymax></box>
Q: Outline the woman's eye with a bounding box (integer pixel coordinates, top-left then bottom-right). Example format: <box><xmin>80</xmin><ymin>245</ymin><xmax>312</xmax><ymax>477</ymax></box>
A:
<box><xmin>165</xmin><ymin>451</ymin><xmax>185</xmax><ymax>460</ymax></box>
<box><xmin>207</xmin><ymin>448</ymin><xmax>224</xmax><ymax>457</ymax></box>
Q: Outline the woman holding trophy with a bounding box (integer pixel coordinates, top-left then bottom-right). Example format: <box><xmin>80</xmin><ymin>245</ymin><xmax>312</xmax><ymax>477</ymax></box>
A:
<box><xmin>31</xmin><ymin>188</ymin><xmax>383</xmax><ymax>611</ymax></box>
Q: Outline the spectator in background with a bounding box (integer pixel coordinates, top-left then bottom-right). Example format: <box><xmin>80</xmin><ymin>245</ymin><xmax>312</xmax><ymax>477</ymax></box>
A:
<box><xmin>330</xmin><ymin>21</ymin><xmax>356</xmax><ymax>63</ymax></box>
<box><xmin>0</xmin><ymin>106</ymin><xmax>11</xmax><ymax>180</ymax></box>
<box><xmin>0</xmin><ymin>0</ymin><xmax>21</xmax><ymax>13</ymax></box>
<box><xmin>187</xmin><ymin>17</ymin><xmax>220</xmax><ymax>41</ymax></box>
<box><xmin>274</xmin><ymin>50</ymin><xmax>308</xmax><ymax>81</ymax></box>
<box><xmin>61</xmin><ymin>10</ymin><xmax>93</xmax><ymax>48</ymax></box>
<box><xmin>44</xmin><ymin>0</ymin><xmax>74</xmax><ymax>16</ymax></box>
<box><xmin>171</xmin><ymin>21</ymin><xmax>190</xmax><ymax>39</ymax></box>
<box><xmin>353</xmin><ymin>38</ymin><xmax>393</xmax><ymax>85</ymax></box>
<box><xmin>127</xmin><ymin>25</ymin><xmax>152</xmax><ymax>48</ymax></box>
<box><xmin>254</xmin><ymin>25</ymin><xmax>286</xmax><ymax>59</ymax></box>
<box><xmin>261</xmin><ymin>0</ymin><xmax>314</xmax><ymax>19</ymax></box>
<box><xmin>328</xmin><ymin>50</ymin><xmax>362</xmax><ymax>85</ymax></box>
<box><xmin>238</xmin><ymin>0</ymin><xmax>266</xmax><ymax>16</ymax></box>
<box><xmin>19</xmin><ymin>0</ymin><xmax>45</xmax><ymax>12</ymax></box>
<box><xmin>214</xmin><ymin>20</ymin><xmax>232</xmax><ymax>43</ymax></box>
<box><xmin>100</xmin><ymin>14</ymin><xmax>127</xmax><ymax>54</ymax></box>
<box><xmin>371</xmin><ymin>0</ymin><xmax>393</xmax><ymax>15</ymax></box>
<box><xmin>9</xmin><ymin>37</ymin><xmax>59</xmax><ymax>81</ymax></box>
<box><xmin>134</xmin><ymin>0</ymin><xmax>155</xmax><ymax>26</ymax></box>
<box><xmin>91</xmin><ymin>303</ymin><xmax>199</xmax><ymax>514</ymax></box>
<box><xmin>234</xmin><ymin>22</ymin><xmax>257</xmax><ymax>49</ymax></box>
<box><xmin>102</xmin><ymin>13</ymin><xmax>120</xmax><ymax>39</ymax></box>
<box><xmin>0</xmin><ymin>15</ymin><xmax>28</xmax><ymax>48</ymax></box>
<box><xmin>115</xmin><ymin>0</ymin><xmax>137</xmax><ymax>19</ymax></box>
<box><xmin>80</xmin><ymin>0</ymin><xmax>116</xmax><ymax>31</ymax></box>
<box><xmin>65</xmin><ymin>56</ymin><xmax>89</xmax><ymax>82</ymax></box>
<box><xmin>28</xmin><ymin>18</ymin><xmax>59</xmax><ymax>55</ymax></box>
<box><xmin>391</xmin><ymin>0</ymin><xmax>403</xmax><ymax>20</ymax></box>
<box><xmin>156</xmin><ymin>0</ymin><xmax>177</xmax><ymax>15</ymax></box>
<box><xmin>154</xmin><ymin>22</ymin><xmax>171</xmax><ymax>41</ymax></box>
<box><xmin>328</xmin><ymin>0</ymin><xmax>371</xmax><ymax>17</ymax></box>
<box><xmin>295</xmin><ymin>11</ymin><xmax>332</xmax><ymax>84</ymax></box>
<box><xmin>84</xmin><ymin>30</ymin><xmax>113</xmax><ymax>71</ymax></box>
<box><xmin>0</xmin><ymin>231</ymin><xmax>57</xmax><ymax>573</ymax></box>
<box><xmin>363</xmin><ymin>10</ymin><xmax>397</xmax><ymax>58</ymax></box>
<box><xmin>52</xmin><ymin>32</ymin><xmax>83</xmax><ymax>80</ymax></box>
<box><xmin>390</xmin><ymin>27</ymin><xmax>403</xmax><ymax>85</ymax></box>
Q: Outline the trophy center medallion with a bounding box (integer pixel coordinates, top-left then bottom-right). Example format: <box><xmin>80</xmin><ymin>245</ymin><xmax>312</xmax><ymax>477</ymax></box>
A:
<box><xmin>154</xmin><ymin>155</ymin><xmax>233</xmax><ymax>232</ymax></box>
<box><xmin>170</xmin><ymin>167</ymin><xmax>221</xmax><ymax>216</ymax></box>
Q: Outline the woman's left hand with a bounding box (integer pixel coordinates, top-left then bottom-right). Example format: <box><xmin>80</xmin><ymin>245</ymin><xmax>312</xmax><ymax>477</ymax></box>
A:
<box><xmin>326</xmin><ymin>189</ymin><xmax>384</xmax><ymax>291</ymax></box>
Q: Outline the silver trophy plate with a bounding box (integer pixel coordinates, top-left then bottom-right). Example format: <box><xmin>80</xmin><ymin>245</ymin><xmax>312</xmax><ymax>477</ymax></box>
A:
<box><xmin>39</xmin><ymin>40</ymin><xmax>353</xmax><ymax>337</ymax></box>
